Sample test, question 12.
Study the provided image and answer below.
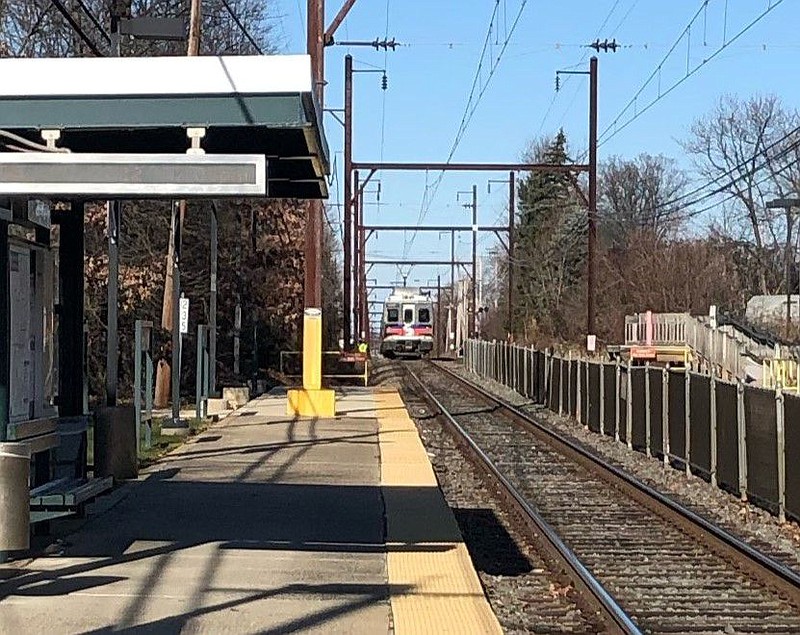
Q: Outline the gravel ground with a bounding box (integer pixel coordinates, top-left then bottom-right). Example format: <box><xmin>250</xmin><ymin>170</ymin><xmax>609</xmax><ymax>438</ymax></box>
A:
<box><xmin>444</xmin><ymin>360</ymin><xmax>800</xmax><ymax>574</ymax></box>
<box><xmin>397</xmin><ymin>375</ymin><xmax>603</xmax><ymax>634</ymax></box>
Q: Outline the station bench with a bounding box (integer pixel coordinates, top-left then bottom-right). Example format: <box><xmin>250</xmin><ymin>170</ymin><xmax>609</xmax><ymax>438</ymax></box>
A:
<box><xmin>6</xmin><ymin>415</ymin><xmax>113</xmax><ymax>524</ymax></box>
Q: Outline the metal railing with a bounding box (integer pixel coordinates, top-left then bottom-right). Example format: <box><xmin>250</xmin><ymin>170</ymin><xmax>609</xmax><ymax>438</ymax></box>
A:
<box><xmin>196</xmin><ymin>324</ymin><xmax>212</xmax><ymax>420</ymax></box>
<box><xmin>279</xmin><ymin>351</ymin><xmax>369</xmax><ymax>387</ymax></box>
<box><xmin>464</xmin><ymin>339</ymin><xmax>800</xmax><ymax>523</ymax></box>
<box><xmin>133</xmin><ymin>320</ymin><xmax>154</xmax><ymax>452</ymax></box>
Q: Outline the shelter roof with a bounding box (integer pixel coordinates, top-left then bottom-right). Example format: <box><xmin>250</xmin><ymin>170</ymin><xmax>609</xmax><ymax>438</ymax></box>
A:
<box><xmin>0</xmin><ymin>55</ymin><xmax>328</xmax><ymax>199</ymax></box>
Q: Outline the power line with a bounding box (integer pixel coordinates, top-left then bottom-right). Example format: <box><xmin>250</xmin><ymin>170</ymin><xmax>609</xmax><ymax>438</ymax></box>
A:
<box><xmin>219</xmin><ymin>0</ymin><xmax>264</xmax><ymax>54</ymax></box>
<box><xmin>49</xmin><ymin>0</ymin><xmax>104</xmax><ymax>56</ymax></box>
<box><xmin>598</xmin><ymin>0</ymin><xmax>785</xmax><ymax>147</ymax></box>
<box><xmin>73</xmin><ymin>0</ymin><xmax>111</xmax><ymax>44</ymax></box>
<box><xmin>403</xmin><ymin>0</ymin><xmax>529</xmax><ymax>257</ymax></box>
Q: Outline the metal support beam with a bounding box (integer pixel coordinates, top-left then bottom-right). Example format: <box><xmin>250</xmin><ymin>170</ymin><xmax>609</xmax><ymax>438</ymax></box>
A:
<box><xmin>209</xmin><ymin>202</ymin><xmax>218</xmax><ymax>394</ymax></box>
<box><xmin>105</xmin><ymin>200</ymin><xmax>121</xmax><ymax>406</ymax></box>
<box><xmin>351</xmin><ymin>162</ymin><xmax>589</xmax><ymax>172</ymax></box>
<box><xmin>324</xmin><ymin>0</ymin><xmax>358</xmax><ymax>45</ymax></box>
<box><xmin>361</xmin><ymin>224</ymin><xmax>508</xmax><ymax>232</ymax></box>
<box><xmin>365</xmin><ymin>260</ymin><xmax>474</xmax><ymax>266</ymax></box>
<box><xmin>471</xmin><ymin>185</ymin><xmax>477</xmax><ymax>338</ymax></box>
<box><xmin>343</xmin><ymin>54</ymin><xmax>353</xmax><ymax>347</ymax></box>
<box><xmin>352</xmin><ymin>169</ymin><xmax>360</xmax><ymax>339</ymax></box>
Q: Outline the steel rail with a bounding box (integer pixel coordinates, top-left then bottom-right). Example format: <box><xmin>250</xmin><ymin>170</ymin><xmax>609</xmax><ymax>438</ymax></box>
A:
<box><xmin>430</xmin><ymin>360</ymin><xmax>800</xmax><ymax>603</ymax></box>
<box><xmin>404</xmin><ymin>364</ymin><xmax>642</xmax><ymax>635</ymax></box>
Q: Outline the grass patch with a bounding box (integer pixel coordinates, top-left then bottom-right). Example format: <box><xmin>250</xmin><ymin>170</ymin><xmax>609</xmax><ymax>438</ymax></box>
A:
<box><xmin>137</xmin><ymin>416</ymin><xmax>211</xmax><ymax>468</ymax></box>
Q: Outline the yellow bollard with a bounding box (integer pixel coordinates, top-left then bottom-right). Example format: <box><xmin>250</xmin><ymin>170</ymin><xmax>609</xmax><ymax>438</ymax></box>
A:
<box><xmin>287</xmin><ymin>308</ymin><xmax>336</xmax><ymax>417</ymax></box>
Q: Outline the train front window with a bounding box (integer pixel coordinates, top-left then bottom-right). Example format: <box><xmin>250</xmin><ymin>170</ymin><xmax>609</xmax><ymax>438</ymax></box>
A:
<box><xmin>418</xmin><ymin>307</ymin><xmax>431</xmax><ymax>323</ymax></box>
<box><xmin>403</xmin><ymin>308</ymin><xmax>414</xmax><ymax>323</ymax></box>
<box><xmin>387</xmin><ymin>307</ymin><xmax>399</xmax><ymax>322</ymax></box>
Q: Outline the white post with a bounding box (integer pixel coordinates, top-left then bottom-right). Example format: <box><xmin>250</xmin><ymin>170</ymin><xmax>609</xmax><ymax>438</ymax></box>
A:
<box><xmin>645</xmin><ymin>362</ymin><xmax>652</xmax><ymax>457</ymax></box>
<box><xmin>737</xmin><ymin>381</ymin><xmax>748</xmax><ymax>502</ymax></box>
<box><xmin>777</xmin><ymin>384</ymin><xmax>786</xmax><ymax>523</ymax></box>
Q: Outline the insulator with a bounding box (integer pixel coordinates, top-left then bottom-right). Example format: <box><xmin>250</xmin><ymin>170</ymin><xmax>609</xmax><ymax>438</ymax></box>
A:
<box><xmin>381</xmin><ymin>73</ymin><xmax>388</xmax><ymax>90</ymax></box>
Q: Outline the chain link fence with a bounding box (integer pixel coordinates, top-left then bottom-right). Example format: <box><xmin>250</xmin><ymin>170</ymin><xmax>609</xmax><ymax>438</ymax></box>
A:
<box><xmin>464</xmin><ymin>339</ymin><xmax>800</xmax><ymax>523</ymax></box>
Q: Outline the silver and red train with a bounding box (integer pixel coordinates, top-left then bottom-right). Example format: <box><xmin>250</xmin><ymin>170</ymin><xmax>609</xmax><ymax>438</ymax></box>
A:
<box><xmin>379</xmin><ymin>287</ymin><xmax>434</xmax><ymax>358</ymax></box>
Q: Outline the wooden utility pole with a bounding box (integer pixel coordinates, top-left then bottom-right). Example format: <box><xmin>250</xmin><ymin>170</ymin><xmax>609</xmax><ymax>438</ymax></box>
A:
<box><xmin>587</xmin><ymin>56</ymin><xmax>598</xmax><ymax>338</ymax></box>
<box><xmin>156</xmin><ymin>0</ymin><xmax>201</xmax><ymax>413</ymax></box>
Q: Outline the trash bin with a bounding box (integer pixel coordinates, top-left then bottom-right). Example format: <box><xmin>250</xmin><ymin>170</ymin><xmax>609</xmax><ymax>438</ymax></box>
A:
<box><xmin>0</xmin><ymin>442</ymin><xmax>31</xmax><ymax>551</ymax></box>
<box><xmin>94</xmin><ymin>406</ymin><xmax>138</xmax><ymax>481</ymax></box>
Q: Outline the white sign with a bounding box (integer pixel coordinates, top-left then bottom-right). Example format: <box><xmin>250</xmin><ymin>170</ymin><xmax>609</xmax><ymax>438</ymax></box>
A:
<box><xmin>179</xmin><ymin>297</ymin><xmax>190</xmax><ymax>334</ymax></box>
<box><xmin>587</xmin><ymin>334</ymin><xmax>597</xmax><ymax>352</ymax></box>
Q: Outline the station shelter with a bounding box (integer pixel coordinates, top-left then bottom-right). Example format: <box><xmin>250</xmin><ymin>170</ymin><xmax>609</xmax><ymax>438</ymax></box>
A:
<box><xmin>0</xmin><ymin>53</ymin><xmax>328</xmax><ymax>549</ymax></box>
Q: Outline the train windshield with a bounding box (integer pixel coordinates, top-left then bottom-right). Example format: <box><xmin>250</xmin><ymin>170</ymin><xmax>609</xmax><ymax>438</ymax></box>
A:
<box><xmin>386</xmin><ymin>306</ymin><xmax>399</xmax><ymax>322</ymax></box>
<box><xmin>403</xmin><ymin>307</ymin><xmax>414</xmax><ymax>323</ymax></box>
<box><xmin>418</xmin><ymin>307</ymin><xmax>431</xmax><ymax>323</ymax></box>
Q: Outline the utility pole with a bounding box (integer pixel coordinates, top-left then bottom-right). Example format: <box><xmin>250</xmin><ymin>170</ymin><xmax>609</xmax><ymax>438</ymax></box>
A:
<box><xmin>160</xmin><ymin>0</ymin><xmax>200</xmax><ymax>425</ymax></box>
<box><xmin>508</xmin><ymin>171</ymin><xmax>515</xmax><ymax>339</ymax></box>
<box><xmin>471</xmin><ymin>185</ymin><xmax>478</xmax><ymax>338</ymax></box>
<box><xmin>305</xmin><ymin>0</ymin><xmax>325</xmax><ymax>312</ymax></box>
<box><xmin>343</xmin><ymin>54</ymin><xmax>353</xmax><ymax>348</ymax></box>
<box><xmin>352</xmin><ymin>169</ymin><xmax>360</xmax><ymax>339</ymax></box>
<box><xmin>358</xmin><ymin>187</ymin><xmax>369</xmax><ymax>340</ymax></box>
<box><xmin>767</xmin><ymin>197</ymin><xmax>800</xmax><ymax>339</ymax></box>
<box><xmin>588</xmin><ymin>56</ymin><xmax>598</xmax><ymax>339</ymax></box>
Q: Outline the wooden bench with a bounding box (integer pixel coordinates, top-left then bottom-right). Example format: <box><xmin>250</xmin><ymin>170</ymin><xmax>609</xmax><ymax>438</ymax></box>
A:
<box><xmin>6</xmin><ymin>415</ymin><xmax>113</xmax><ymax>524</ymax></box>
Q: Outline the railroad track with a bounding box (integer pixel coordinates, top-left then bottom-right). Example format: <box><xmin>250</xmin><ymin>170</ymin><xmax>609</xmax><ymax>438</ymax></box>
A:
<box><xmin>404</xmin><ymin>359</ymin><xmax>800</xmax><ymax>635</ymax></box>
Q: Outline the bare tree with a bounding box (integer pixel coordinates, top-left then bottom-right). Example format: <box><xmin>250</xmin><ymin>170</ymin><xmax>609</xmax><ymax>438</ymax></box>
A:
<box><xmin>0</xmin><ymin>0</ymin><xmax>279</xmax><ymax>58</ymax></box>
<box><xmin>599</xmin><ymin>154</ymin><xmax>688</xmax><ymax>247</ymax></box>
<box><xmin>683</xmin><ymin>94</ymin><xmax>800</xmax><ymax>295</ymax></box>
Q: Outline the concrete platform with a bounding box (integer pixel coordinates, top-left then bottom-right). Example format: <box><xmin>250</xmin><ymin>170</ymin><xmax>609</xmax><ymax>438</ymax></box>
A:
<box><xmin>0</xmin><ymin>388</ymin><xmax>500</xmax><ymax>634</ymax></box>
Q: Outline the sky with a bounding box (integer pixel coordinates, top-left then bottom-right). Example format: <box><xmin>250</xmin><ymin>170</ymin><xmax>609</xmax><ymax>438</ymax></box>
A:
<box><xmin>272</xmin><ymin>0</ymin><xmax>800</xmax><ymax>328</ymax></box>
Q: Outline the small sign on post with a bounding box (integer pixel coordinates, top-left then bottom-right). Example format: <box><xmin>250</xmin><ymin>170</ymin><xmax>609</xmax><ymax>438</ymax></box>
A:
<box><xmin>179</xmin><ymin>297</ymin><xmax>190</xmax><ymax>335</ymax></box>
<box><xmin>587</xmin><ymin>334</ymin><xmax>597</xmax><ymax>353</ymax></box>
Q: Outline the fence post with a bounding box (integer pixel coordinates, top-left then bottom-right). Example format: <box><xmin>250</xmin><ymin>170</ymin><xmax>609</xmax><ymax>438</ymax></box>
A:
<box><xmin>615</xmin><ymin>358</ymin><xmax>621</xmax><ymax>443</ymax></box>
<box><xmin>600</xmin><ymin>362</ymin><xmax>606</xmax><ymax>436</ymax></box>
<box><xmin>737</xmin><ymin>381</ymin><xmax>748</xmax><ymax>502</ymax></box>
<box><xmin>547</xmin><ymin>349</ymin><xmax>554</xmax><ymax>410</ymax></box>
<box><xmin>544</xmin><ymin>348</ymin><xmax>551</xmax><ymax>406</ymax></box>
<box><xmin>685</xmin><ymin>370</ymin><xmax>692</xmax><ymax>477</ymax></box>
<box><xmin>777</xmin><ymin>384</ymin><xmax>786</xmax><ymax>523</ymax></box>
<box><xmin>559</xmin><ymin>353</ymin><xmax>565</xmax><ymax>416</ymax></box>
<box><xmin>710</xmin><ymin>372</ymin><xmax>717</xmax><ymax>487</ymax></box>
<box><xmin>568</xmin><ymin>352</ymin><xmax>573</xmax><ymax>417</ymax></box>
<box><xmin>523</xmin><ymin>347</ymin><xmax>529</xmax><ymax>398</ymax></box>
<box><xmin>626</xmin><ymin>359</ymin><xmax>633</xmax><ymax>449</ymax></box>
<box><xmin>662</xmin><ymin>368</ymin><xmax>669</xmax><ymax>466</ymax></box>
<box><xmin>645</xmin><ymin>362</ymin><xmax>651</xmax><ymax>457</ymax></box>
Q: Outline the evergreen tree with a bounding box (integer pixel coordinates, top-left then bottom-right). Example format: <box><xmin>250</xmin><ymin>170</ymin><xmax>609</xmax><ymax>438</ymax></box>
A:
<box><xmin>512</xmin><ymin>130</ymin><xmax>586</xmax><ymax>340</ymax></box>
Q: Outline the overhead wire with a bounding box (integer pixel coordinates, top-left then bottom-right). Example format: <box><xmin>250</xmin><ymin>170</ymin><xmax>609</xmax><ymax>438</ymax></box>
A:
<box><xmin>598</xmin><ymin>0</ymin><xmax>785</xmax><ymax>147</ymax></box>
<box><xmin>219</xmin><ymin>0</ymin><xmax>264</xmax><ymax>54</ymax></box>
<box><xmin>48</xmin><ymin>0</ymin><xmax>104</xmax><ymax>56</ymax></box>
<box><xmin>403</xmin><ymin>0</ymin><xmax>529</xmax><ymax>257</ymax></box>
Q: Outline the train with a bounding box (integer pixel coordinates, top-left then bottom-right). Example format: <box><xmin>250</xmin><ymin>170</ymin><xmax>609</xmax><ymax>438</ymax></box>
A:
<box><xmin>379</xmin><ymin>287</ymin><xmax>434</xmax><ymax>358</ymax></box>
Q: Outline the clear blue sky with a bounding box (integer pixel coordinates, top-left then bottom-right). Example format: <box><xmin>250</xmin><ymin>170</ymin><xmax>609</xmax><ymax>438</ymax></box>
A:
<box><xmin>274</xmin><ymin>0</ymin><xmax>800</xmax><ymax>322</ymax></box>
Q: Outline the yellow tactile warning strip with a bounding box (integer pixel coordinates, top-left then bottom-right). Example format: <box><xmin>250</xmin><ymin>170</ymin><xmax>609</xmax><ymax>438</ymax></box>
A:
<box><xmin>374</xmin><ymin>390</ymin><xmax>503</xmax><ymax>635</ymax></box>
